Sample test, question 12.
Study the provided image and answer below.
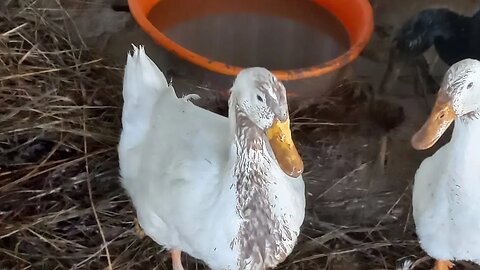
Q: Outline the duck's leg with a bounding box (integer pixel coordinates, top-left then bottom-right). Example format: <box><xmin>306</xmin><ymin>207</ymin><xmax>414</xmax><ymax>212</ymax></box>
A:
<box><xmin>171</xmin><ymin>250</ymin><xmax>184</xmax><ymax>270</ymax></box>
<box><xmin>432</xmin><ymin>260</ymin><xmax>454</xmax><ymax>270</ymax></box>
<box><xmin>133</xmin><ymin>218</ymin><xmax>145</xmax><ymax>239</ymax></box>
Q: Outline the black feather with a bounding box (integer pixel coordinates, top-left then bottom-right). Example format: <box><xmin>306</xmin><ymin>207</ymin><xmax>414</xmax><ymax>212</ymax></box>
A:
<box><xmin>394</xmin><ymin>8</ymin><xmax>480</xmax><ymax>65</ymax></box>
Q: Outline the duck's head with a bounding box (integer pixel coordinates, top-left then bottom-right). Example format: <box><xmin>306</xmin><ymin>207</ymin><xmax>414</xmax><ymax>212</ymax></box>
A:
<box><xmin>412</xmin><ymin>59</ymin><xmax>480</xmax><ymax>150</ymax></box>
<box><xmin>230</xmin><ymin>67</ymin><xmax>303</xmax><ymax>178</ymax></box>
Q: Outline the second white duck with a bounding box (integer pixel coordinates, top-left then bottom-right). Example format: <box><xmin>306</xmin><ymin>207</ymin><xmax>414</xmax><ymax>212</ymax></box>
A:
<box><xmin>411</xmin><ymin>59</ymin><xmax>480</xmax><ymax>270</ymax></box>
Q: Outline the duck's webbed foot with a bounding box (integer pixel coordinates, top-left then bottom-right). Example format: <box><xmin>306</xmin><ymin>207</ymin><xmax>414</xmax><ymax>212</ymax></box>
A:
<box><xmin>172</xmin><ymin>250</ymin><xmax>185</xmax><ymax>270</ymax></box>
<box><xmin>133</xmin><ymin>217</ymin><xmax>145</xmax><ymax>239</ymax></box>
<box><xmin>432</xmin><ymin>260</ymin><xmax>454</xmax><ymax>270</ymax></box>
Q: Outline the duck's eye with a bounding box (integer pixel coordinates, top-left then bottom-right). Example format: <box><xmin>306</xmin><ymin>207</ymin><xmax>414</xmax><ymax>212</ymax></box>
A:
<box><xmin>256</xmin><ymin>95</ymin><xmax>264</xmax><ymax>102</ymax></box>
<box><xmin>467</xmin><ymin>82</ymin><xmax>474</xmax><ymax>89</ymax></box>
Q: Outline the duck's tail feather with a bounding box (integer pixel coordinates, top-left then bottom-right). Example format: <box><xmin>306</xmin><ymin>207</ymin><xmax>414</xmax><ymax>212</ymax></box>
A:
<box><xmin>120</xmin><ymin>45</ymin><xmax>174</xmax><ymax>150</ymax></box>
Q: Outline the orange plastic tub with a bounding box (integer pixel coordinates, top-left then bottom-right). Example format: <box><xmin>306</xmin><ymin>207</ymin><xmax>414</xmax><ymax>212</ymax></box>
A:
<box><xmin>128</xmin><ymin>0</ymin><xmax>373</xmax><ymax>97</ymax></box>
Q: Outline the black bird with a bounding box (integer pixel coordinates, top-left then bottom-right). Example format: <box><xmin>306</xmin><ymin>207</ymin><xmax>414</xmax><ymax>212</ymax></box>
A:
<box><xmin>380</xmin><ymin>8</ymin><xmax>480</xmax><ymax>94</ymax></box>
<box><xmin>394</xmin><ymin>8</ymin><xmax>480</xmax><ymax>66</ymax></box>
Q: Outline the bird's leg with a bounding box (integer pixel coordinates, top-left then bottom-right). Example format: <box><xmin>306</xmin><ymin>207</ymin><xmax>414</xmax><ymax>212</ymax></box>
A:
<box><xmin>415</xmin><ymin>55</ymin><xmax>439</xmax><ymax>94</ymax></box>
<box><xmin>415</xmin><ymin>63</ymin><xmax>432</xmax><ymax>110</ymax></box>
<box><xmin>133</xmin><ymin>217</ymin><xmax>145</xmax><ymax>239</ymax></box>
<box><xmin>432</xmin><ymin>260</ymin><xmax>454</xmax><ymax>270</ymax></box>
<box><xmin>378</xmin><ymin>47</ymin><xmax>404</xmax><ymax>96</ymax></box>
<box><xmin>171</xmin><ymin>250</ymin><xmax>184</xmax><ymax>270</ymax></box>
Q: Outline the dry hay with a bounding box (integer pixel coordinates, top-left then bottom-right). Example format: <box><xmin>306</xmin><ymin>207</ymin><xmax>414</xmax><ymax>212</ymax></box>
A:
<box><xmin>0</xmin><ymin>2</ymin><xmax>164</xmax><ymax>269</ymax></box>
<box><xmin>0</xmin><ymin>1</ymin><xmax>473</xmax><ymax>270</ymax></box>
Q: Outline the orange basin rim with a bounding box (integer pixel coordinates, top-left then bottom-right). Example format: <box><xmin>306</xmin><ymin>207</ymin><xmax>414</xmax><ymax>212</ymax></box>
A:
<box><xmin>128</xmin><ymin>0</ymin><xmax>374</xmax><ymax>81</ymax></box>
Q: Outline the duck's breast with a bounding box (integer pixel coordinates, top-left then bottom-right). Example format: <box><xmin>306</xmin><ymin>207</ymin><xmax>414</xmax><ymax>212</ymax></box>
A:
<box><xmin>413</xmin><ymin>143</ymin><xmax>480</xmax><ymax>261</ymax></box>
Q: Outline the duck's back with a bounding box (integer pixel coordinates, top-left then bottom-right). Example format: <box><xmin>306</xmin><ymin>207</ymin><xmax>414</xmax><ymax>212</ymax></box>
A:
<box><xmin>118</xmin><ymin>47</ymin><xmax>239</xmax><ymax>266</ymax></box>
<box><xmin>434</xmin><ymin>9</ymin><xmax>480</xmax><ymax>65</ymax></box>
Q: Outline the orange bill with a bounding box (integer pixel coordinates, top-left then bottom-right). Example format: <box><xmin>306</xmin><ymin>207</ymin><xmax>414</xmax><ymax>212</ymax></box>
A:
<box><xmin>266</xmin><ymin>118</ymin><xmax>304</xmax><ymax>178</ymax></box>
<box><xmin>411</xmin><ymin>91</ymin><xmax>455</xmax><ymax>150</ymax></box>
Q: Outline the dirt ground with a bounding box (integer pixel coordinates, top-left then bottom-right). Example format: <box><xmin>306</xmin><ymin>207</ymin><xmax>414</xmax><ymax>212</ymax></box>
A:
<box><xmin>3</xmin><ymin>0</ymin><xmax>480</xmax><ymax>269</ymax></box>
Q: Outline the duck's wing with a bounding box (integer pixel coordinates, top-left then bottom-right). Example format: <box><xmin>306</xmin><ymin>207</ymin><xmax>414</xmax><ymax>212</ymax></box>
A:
<box><xmin>412</xmin><ymin>143</ymin><xmax>451</xmax><ymax>223</ymax></box>
<box><xmin>118</xmin><ymin>45</ymin><xmax>231</xmax><ymax>215</ymax></box>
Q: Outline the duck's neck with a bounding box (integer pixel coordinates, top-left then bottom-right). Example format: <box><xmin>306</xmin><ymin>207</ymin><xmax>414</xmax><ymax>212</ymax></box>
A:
<box><xmin>446</xmin><ymin>116</ymin><xmax>480</xmax><ymax>191</ymax></box>
<box><xmin>229</xmin><ymin>104</ymin><xmax>273</xmax><ymax>210</ymax></box>
<box><xmin>227</xmin><ymin>101</ymin><xmax>288</xmax><ymax>267</ymax></box>
<box><xmin>230</xmin><ymin>106</ymin><xmax>272</xmax><ymax>181</ymax></box>
<box><xmin>227</xmin><ymin>96</ymin><xmax>273</xmax><ymax>173</ymax></box>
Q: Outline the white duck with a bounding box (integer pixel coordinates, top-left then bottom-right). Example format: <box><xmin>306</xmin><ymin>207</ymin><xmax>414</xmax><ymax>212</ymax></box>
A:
<box><xmin>118</xmin><ymin>46</ymin><xmax>305</xmax><ymax>270</ymax></box>
<box><xmin>411</xmin><ymin>59</ymin><xmax>480</xmax><ymax>270</ymax></box>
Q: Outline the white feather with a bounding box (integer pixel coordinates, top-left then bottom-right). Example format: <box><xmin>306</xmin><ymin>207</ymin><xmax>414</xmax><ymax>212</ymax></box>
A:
<box><xmin>413</xmin><ymin>60</ymin><xmax>480</xmax><ymax>264</ymax></box>
<box><xmin>118</xmin><ymin>45</ymin><xmax>305</xmax><ymax>270</ymax></box>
